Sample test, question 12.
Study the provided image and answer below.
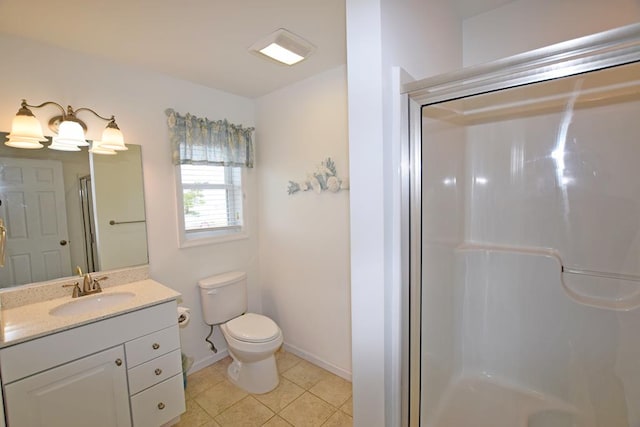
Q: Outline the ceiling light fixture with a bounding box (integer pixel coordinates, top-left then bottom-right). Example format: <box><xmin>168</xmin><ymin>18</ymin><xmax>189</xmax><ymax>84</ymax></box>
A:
<box><xmin>250</xmin><ymin>28</ymin><xmax>316</xmax><ymax>66</ymax></box>
<box><xmin>5</xmin><ymin>99</ymin><xmax>127</xmax><ymax>153</ymax></box>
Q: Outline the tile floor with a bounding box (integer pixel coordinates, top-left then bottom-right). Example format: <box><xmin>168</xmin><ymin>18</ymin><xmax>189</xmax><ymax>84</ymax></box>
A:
<box><xmin>176</xmin><ymin>350</ymin><xmax>353</xmax><ymax>426</ymax></box>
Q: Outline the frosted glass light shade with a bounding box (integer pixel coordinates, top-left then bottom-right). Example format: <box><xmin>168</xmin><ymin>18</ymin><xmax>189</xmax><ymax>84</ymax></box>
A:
<box><xmin>6</xmin><ymin>113</ymin><xmax>47</xmax><ymax>149</ymax></box>
<box><xmin>55</xmin><ymin>120</ymin><xmax>88</xmax><ymax>147</ymax></box>
<box><xmin>49</xmin><ymin>136</ymin><xmax>81</xmax><ymax>151</ymax></box>
<box><xmin>99</xmin><ymin>126</ymin><xmax>127</xmax><ymax>151</ymax></box>
<box><xmin>89</xmin><ymin>140</ymin><xmax>116</xmax><ymax>155</ymax></box>
<box><xmin>5</xmin><ymin>135</ymin><xmax>44</xmax><ymax>149</ymax></box>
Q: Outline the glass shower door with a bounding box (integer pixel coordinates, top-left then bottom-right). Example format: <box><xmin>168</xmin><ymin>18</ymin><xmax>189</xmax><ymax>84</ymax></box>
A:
<box><xmin>406</xmin><ymin>24</ymin><xmax>640</xmax><ymax>427</ymax></box>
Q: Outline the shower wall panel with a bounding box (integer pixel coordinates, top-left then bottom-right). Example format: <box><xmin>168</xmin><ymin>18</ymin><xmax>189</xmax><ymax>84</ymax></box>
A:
<box><xmin>467</xmin><ymin>99</ymin><xmax>640</xmax><ymax>276</ymax></box>
<box><xmin>420</xmin><ymin>119</ymin><xmax>466</xmax><ymax>424</ymax></box>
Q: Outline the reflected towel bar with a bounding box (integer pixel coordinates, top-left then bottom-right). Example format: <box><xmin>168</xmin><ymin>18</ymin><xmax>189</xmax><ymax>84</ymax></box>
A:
<box><xmin>109</xmin><ymin>219</ymin><xmax>146</xmax><ymax>226</ymax></box>
<box><xmin>562</xmin><ymin>266</ymin><xmax>640</xmax><ymax>283</ymax></box>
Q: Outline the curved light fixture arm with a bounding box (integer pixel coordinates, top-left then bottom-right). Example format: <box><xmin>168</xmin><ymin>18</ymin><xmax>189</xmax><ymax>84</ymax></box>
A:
<box><xmin>74</xmin><ymin>107</ymin><xmax>115</xmax><ymax>123</ymax></box>
<box><xmin>74</xmin><ymin>108</ymin><xmax>121</xmax><ymax>134</ymax></box>
<box><xmin>21</xmin><ymin>99</ymin><xmax>66</xmax><ymax>116</ymax></box>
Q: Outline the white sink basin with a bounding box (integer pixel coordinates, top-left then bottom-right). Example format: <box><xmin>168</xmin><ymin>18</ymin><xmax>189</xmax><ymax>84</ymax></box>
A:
<box><xmin>50</xmin><ymin>292</ymin><xmax>136</xmax><ymax>317</ymax></box>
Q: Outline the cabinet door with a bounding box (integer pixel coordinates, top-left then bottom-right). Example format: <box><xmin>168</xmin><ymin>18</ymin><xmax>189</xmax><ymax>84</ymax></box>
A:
<box><xmin>4</xmin><ymin>346</ymin><xmax>131</xmax><ymax>427</ymax></box>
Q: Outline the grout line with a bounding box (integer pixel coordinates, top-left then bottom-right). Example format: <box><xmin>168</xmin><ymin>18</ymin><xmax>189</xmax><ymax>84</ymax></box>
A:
<box><xmin>186</xmin><ymin>354</ymin><xmax>352</xmax><ymax>426</ymax></box>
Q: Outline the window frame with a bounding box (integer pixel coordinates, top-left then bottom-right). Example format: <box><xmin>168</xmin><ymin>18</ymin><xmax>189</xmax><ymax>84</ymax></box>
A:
<box><xmin>175</xmin><ymin>163</ymin><xmax>248</xmax><ymax>248</ymax></box>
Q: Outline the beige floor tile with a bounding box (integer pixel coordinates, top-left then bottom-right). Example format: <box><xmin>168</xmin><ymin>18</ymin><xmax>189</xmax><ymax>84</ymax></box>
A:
<box><xmin>254</xmin><ymin>377</ymin><xmax>305</xmax><ymax>413</ymax></box>
<box><xmin>321</xmin><ymin>411</ymin><xmax>353</xmax><ymax>427</ymax></box>
<box><xmin>211</xmin><ymin>356</ymin><xmax>233</xmax><ymax>375</ymax></box>
<box><xmin>214</xmin><ymin>396</ymin><xmax>274</xmax><ymax>426</ymax></box>
<box><xmin>195</xmin><ymin>379</ymin><xmax>248</xmax><ymax>418</ymax></box>
<box><xmin>186</xmin><ymin>364</ymin><xmax>227</xmax><ymax>399</ymax></box>
<box><xmin>174</xmin><ymin>399</ymin><xmax>215</xmax><ymax>426</ymax></box>
<box><xmin>309</xmin><ymin>374</ymin><xmax>352</xmax><ymax>408</ymax></box>
<box><xmin>279</xmin><ymin>392</ymin><xmax>335</xmax><ymax>427</ymax></box>
<box><xmin>263</xmin><ymin>415</ymin><xmax>293</xmax><ymax>426</ymax></box>
<box><xmin>281</xmin><ymin>360</ymin><xmax>329</xmax><ymax>389</ymax></box>
<box><xmin>200</xmin><ymin>421</ymin><xmax>222</xmax><ymax>427</ymax></box>
<box><xmin>276</xmin><ymin>350</ymin><xmax>303</xmax><ymax>373</ymax></box>
<box><xmin>339</xmin><ymin>397</ymin><xmax>353</xmax><ymax>417</ymax></box>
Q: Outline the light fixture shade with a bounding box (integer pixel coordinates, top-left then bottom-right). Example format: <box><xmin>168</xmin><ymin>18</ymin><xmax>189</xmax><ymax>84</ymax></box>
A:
<box><xmin>259</xmin><ymin>43</ymin><xmax>305</xmax><ymax>65</ymax></box>
<box><xmin>7</xmin><ymin>113</ymin><xmax>47</xmax><ymax>143</ymax></box>
<box><xmin>99</xmin><ymin>125</ymin><xmax>127</xmax><ymax>151</ymax></box>
<box><xmin>55</xmin><ymin>120</ymin><xmax>89</xmax><ymax>147</ymax></box>
<box><xmin>49</xmin><ymin>136</ymin><xmax>81</xmax><ymax>151</ymax></box>
<box><xmin>5</xmin><ymin>135</ymin><xmax>44</xmax><ymax>149</ymax></box>
<box><xmin>89</xmin><ymin>140</ymin><xmax>117</xmax><ymax>155</ymax></box>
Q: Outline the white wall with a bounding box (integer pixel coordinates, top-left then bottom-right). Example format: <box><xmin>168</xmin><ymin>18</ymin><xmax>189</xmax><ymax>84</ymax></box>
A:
<box><xmin>463</xmin><ymin>0</ymin><xmax>640</xmax><ymax>66</ymax></box>
<box><xmin>0</xmin><ymin>34</ymin><xmax>258</xmax><ymax>369</ymax></box>
<box><xmin>345</xmin><ymin>0</ymin><xmax>462</xmax><ymax>425</ymax></box>
<box><xmin>255</xmin><ymin>66</ymin><xmax>351</xmax><ymax>378</ymax></box>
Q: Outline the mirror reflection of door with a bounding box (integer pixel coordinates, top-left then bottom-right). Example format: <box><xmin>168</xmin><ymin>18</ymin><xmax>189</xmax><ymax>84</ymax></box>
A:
<box><xmin>0</xmin><ymin>157</ymin><xmax>72</xmax><ymax>285</ymax></box>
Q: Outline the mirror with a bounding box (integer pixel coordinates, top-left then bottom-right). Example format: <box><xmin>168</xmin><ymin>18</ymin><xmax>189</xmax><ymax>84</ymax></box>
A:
<box><xmin>0</xmin><ymin>132</ymin><xmax>148</xmax><ymax>288</ymax></box>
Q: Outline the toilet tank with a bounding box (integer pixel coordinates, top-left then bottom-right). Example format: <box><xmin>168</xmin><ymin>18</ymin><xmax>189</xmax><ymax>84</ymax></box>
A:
<box><xmin>198</xmin><ymin>271</ymin><xmax>248</xmax><ymax>325</ymax></box>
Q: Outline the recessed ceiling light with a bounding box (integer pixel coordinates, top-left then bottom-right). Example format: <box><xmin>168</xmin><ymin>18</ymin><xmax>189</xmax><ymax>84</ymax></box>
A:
<box><xmin>250</xmin><ymin>28</ymin><xmax>316</xmax><ymax>66</ymax></box>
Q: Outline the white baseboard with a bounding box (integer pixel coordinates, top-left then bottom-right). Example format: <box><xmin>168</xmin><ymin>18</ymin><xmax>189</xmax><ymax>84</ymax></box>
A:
<box><xmin>283</xmin><ymin>342</ymin><xmax>352</xmax><ymax>381</ymax></box>
<box><xmin>187</xmin><ymin>343</ymin><xmax>352</xmax><ymax>382</ymax></box>
<box><xmin>188</xmin><ymin>349</ymin><xmax>230</xmax><ymax>374</ymax></box>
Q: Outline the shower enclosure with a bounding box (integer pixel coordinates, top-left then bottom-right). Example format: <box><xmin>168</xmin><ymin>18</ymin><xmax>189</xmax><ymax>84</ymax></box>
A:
<box><xmin>404</xmin><ymin>24</ymin><xmax>640</xmax><ymax>426</ymax></box>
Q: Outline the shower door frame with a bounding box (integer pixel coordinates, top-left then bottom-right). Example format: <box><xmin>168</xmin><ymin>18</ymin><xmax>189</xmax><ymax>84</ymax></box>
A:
<box><xmin>401</xmin><ymin>23</ymin><xmax>640</xmax><ymax>427</ymax></box>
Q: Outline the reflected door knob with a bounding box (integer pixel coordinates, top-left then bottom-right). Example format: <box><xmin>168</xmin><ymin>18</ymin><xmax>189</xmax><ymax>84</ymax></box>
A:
<box><xmin>60</xmin><ymin>240</ymin><xmax>67</xmax><ymax>246</ymax></box>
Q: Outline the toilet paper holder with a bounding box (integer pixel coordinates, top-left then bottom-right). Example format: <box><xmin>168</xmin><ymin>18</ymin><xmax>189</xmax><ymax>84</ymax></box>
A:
<box><xmin>177</xmin><ymin>306</ymin><xmax>190</xmax><ymax>327</ymax></box>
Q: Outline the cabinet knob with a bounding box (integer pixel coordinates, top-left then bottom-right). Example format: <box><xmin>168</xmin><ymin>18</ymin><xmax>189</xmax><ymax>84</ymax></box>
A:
<box><xmin>154</xmin><ymin>368</ymin><xmax>162</xmax><ymax>376</ymax></box>
<box><xmin>115</xmin><ymin>358</ymin><xmax>123</xmax><ymax>366</ymax></box>
<box><xmin>152</xmin><ymin>343</ymin><xmax>160</xmax><ymax>350</ymax></box>
<box><xmin>157</xmin><ymin>402</ymin><xmax>165</xmax><ymax>410</ymax></box>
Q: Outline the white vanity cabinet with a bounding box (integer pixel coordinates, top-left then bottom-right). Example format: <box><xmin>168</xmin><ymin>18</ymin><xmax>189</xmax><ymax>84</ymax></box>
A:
<box><xmin>0</xmin><ymin>300</ymin><xmax>185</xmax><ymax>427</ymax></box>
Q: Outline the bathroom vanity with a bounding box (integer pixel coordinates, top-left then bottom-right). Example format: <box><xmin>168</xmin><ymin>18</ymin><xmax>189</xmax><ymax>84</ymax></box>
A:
<box><xmin>0</xmin><ymin>273</ymin><xmax>185</xmax><ymax>426</ymax></box>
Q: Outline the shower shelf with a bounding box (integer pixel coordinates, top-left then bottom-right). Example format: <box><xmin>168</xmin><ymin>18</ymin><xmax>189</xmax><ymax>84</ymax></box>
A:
<box><xmin>562</xmin><ymin>266</ymin><xmax>640</xmax><ymax>283</ymax></box>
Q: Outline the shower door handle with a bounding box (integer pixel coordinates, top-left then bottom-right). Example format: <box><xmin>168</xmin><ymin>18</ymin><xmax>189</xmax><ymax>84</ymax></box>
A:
<box><xmin>0</xmin><ymin>218</ymin><xmax>6</xmax><ymax>268</ymax></box>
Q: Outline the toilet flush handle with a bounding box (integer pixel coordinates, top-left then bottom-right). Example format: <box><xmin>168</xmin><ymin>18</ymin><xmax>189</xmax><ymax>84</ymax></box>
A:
<box><xmin>206</xmin><ymin>289</ymin><xmax>219</xmax><ymax>295</ymax></box>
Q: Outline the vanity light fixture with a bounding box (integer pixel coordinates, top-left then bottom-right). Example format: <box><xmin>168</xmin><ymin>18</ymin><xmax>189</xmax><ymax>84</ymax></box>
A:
<box><xmin>5</xmin><ymin>99</ymin><xmax>127</xmax><ymax>153</ymax></box>
<box><xmin>249</xmin><ymin>28</ymin><xmax>316</xmax><ymax>66</ymax></box>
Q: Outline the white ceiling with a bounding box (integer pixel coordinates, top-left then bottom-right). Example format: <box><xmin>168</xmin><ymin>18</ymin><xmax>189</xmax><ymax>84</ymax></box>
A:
<box><xmin>0</xmin><ymin>0</ymin><xmax>511</xmax><ymax>99</ymax></box>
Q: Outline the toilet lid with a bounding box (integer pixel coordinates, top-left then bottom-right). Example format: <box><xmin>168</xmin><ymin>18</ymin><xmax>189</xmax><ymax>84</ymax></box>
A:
<box><xmin>226</xmin><ymin>313</ymin><xmax>280</xmax><ymax>343</ymax></box>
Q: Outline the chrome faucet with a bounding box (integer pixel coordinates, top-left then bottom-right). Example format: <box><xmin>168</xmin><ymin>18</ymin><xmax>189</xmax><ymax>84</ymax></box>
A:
<box><xmin>62</xmin><ymin>267</ymin><xmax>107</xmax><ymax>298</ymax></box>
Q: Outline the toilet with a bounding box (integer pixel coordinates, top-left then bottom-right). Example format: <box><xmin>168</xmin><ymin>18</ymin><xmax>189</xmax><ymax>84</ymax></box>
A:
<box><xmin>198</xmin><ymin>271</ymin><xmax>283</xmax><ymax>394</ymax></box>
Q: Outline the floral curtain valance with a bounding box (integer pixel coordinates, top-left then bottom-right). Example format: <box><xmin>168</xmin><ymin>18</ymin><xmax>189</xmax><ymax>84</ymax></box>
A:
<box><xmin>165</xmin><ymin>108</ymin><xmax>254</xmax><ymax>168</ymax></box>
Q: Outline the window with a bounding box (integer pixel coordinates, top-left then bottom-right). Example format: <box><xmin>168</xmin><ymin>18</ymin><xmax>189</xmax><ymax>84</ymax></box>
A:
<box><xmin>176</xmin><ymin>164</ymin><xmax>245</xmax><ymax>246</ymax></box>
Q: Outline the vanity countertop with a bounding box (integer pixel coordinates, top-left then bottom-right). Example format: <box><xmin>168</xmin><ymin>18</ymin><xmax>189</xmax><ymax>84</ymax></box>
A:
<box><xmin>0</xmin><ymin>279</ymin><xmax>181</xmax><ymax>348</ymax></box>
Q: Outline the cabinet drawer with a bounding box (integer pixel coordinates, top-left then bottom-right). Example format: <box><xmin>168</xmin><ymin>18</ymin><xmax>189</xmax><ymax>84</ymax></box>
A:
<box><xmin>125</xmin><ymin>325</ymin><xmax>179</xmax><ymax>368</ymax></box>
<box><xmin>128</xmin><ymin>349</ymin><xmax>182</xmax><ymax>395</ymax></box>
<box><xmin>131</xmin><ymin>374</ymin><xmax>185</xmax><ymax>427</ymax></box>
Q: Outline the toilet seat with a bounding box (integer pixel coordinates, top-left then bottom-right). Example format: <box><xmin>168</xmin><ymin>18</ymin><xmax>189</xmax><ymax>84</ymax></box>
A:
<box><xmin>225</xmin><ymin>313</ymin><xmax>280</xmax><ymax>343</ymax></box>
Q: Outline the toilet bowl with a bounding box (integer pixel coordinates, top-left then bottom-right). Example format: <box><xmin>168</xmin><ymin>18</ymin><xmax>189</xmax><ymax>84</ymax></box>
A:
<box><xmin>197</xmin><ymin>272</ymin><xmax>283</xmax><ymax>394</ymax></box>
<box><xmin>220</xmin><ymin>313</ymin><xmax>283</xmax><ymax>393</ymax></box>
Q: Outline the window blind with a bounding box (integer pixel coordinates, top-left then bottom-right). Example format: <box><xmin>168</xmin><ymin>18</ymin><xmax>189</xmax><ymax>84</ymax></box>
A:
<box><xmin>180</xmin><ymin>165</ymin><xmax>242</xmax><ymax>233</ymax></box>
